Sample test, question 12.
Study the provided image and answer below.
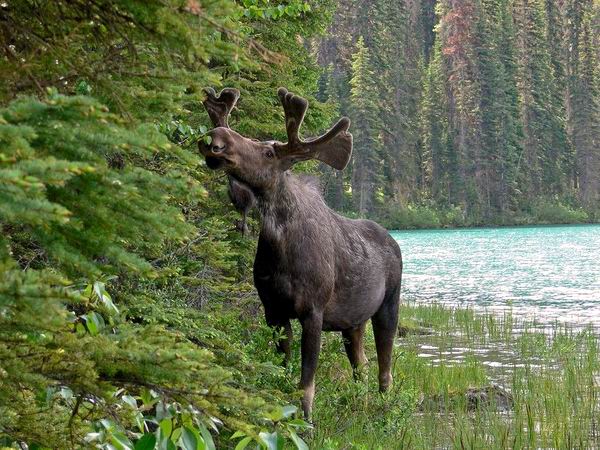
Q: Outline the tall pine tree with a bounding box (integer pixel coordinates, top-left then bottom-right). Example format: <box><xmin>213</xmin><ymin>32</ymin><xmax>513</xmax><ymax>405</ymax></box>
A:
<box><xmin>514</xmin><ymin>0</ymin><xmax>569</xmax><ymax>200</ymax></box>
<box><xmin>349</xmin><ymin>37</ymin><xmax>382</xmax><ymax>216</ymax></box>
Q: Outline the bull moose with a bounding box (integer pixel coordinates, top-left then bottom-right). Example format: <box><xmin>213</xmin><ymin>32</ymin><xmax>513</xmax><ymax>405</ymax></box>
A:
<box><xmin>199</xmin><ymin>87</ymin><xmax>403</xmax><ymax>418</ymax></box>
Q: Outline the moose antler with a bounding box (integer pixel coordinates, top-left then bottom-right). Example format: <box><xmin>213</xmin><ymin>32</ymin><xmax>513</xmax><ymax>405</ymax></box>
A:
<box><xmin>277</xmin><ymin>88</ymin><xmax>352</xmax><ymax>170</ymax></box>
<box><xmin>203</xmin><ymin>87</ymin><xmax>240</xmax><ymax>128</ymax></box>
<box><xmin>279</xmin><ymin>87</ymin><xmax>309</xmax><ymax>147</ymax></box>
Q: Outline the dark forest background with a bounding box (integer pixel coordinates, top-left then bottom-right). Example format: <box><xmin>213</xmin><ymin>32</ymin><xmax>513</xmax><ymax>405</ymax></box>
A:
<box><xmin>316</xmin><ymin>0</ymin><xmax>599</xmax><ymax>227</ymax></box>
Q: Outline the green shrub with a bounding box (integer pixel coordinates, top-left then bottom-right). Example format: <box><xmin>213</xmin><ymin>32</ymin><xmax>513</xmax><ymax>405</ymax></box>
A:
<box><xmin>378</xmin><ymin>204</ymin><xmax>442</xmax><ymax>230</ymax></box>
<box><xmin>530</xmin><ymin>200</ymin><xmax>589</xmax><ymax>224</ymax></box>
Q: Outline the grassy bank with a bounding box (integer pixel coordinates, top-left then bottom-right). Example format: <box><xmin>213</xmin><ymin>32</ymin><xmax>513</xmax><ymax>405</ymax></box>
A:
<box><xmin>313</xmin><ymin>303</ymin><xmax>599</xmax><ymax>449</ymax></box>
<box><xmin>221</xmin><ymin>301</ymin><xmax>600</xmax><ymax>449</ymax></box>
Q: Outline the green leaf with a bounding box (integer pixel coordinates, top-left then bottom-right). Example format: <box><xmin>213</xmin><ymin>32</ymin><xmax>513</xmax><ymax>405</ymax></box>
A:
<box><xmin>180</xmin><ymin>426</ymin><xmax>205</xmax><ymax>450</ymax></box>
<box><xmin>122</xmin><ymin>394</ymin><xmax>138</xmax><ymax>409</ymax></box>
<box><xmin>265</xmin><ymin>407</ymin><xmax>283</xmax><ymax>422</ymax></box>
<box><xmin>111</xmin><ymin>431</ymin><xmax>134</xmax><ymax>450</ymax></box>
<box><xmin>288</xmin><ymin>430</ymin><xmax>308</xmax><ymax>450</ymax></box>
<box><xmin>281</xmin><ymin>405</ymin><xmax>297</xmax><ymax>418</ymax></box>
<box><xmin>171</xmin><ymin>427</ymin><xmax>183</xmax><ymax>443</ymax></box>
<box><xmin>83</xmin><ymin>283</ymin><xmax>93</xmax><ymax>298</ymax></box>
<box><xmin>134</xmin><ymin>434</ymin><xmax>156</xmax><ymax>450</ymax></box>
<box><xmin>84</xmin><ymin>311</ymin><xmax>105</xmax><ymax>335</ymax></box>
<box><xmin>258</xmin><ymin>431</ymin><xmax>283</xmax><ymax>450</ymax></box>
<box><xmin>287</xmin><ymin>419</ymin><xmax>310</xmax><ymax>429</ymax></box>
<box><xmin>100</xmin><ymin>419</ymin><xmax>114</xmax><ymax>431</ymax></box>
<box><xmin>160</xmin><ymin>419</ymin><xmax>173</xmax><ymax>438</ymax></box>
<box><xmin>197</xmin><ymin>422</ymin><xmax>215</xmax><ymax>450</ymax></box>
<box><xmin>94</xmin><ymin>280</ymin><xmax>119</xmax><ymax>315</ymax></box>
<box><xmin>135</xmin><ymin>412</ymin><xmax>145</xmax><ymax>433</ymax></box>
<box><xmin>140</xmin><ymin>389</ymin><xmax>158</xmax><ymax>407</ymax></box>
<box><xmin>230</xmin><ymin>431</ymin><xmax>246</xmax><ymax>439</ymax></box>
<box><xmin>234</xmin><ymin>436</ymin><xmax>253</xmax><ymax>450</ymax></box>
<box><xmin>157</xmin><ymin>438</ymin><xmax>177</xmax><ymax>450</ymax></box>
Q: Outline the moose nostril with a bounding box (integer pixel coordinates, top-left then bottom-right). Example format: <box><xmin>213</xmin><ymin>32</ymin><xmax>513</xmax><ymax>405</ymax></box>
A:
<box><xmin>211</xmin><ymin>144</ymin><xmax>226</xmax><ymax>153</ymax></box>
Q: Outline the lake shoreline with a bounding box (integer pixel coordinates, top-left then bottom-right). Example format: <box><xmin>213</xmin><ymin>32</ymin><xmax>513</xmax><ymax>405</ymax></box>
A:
<box><xmin>390</xmin><ymin>221</ymin><xmax>600</xmax><ymax>232</ymax></box>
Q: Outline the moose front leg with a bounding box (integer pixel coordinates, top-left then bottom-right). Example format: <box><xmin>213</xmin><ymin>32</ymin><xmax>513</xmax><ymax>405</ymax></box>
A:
<box><xmin>299</xmin><ymin>310</ymin><xmax>323</xmax><ymax>419</ymax></box>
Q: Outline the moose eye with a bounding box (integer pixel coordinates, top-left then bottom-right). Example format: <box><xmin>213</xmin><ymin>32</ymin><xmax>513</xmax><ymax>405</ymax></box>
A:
<box><xmin>264</xmin><ymin>150</ymin><xmax>275</xmax><ymax>159</ymax></box>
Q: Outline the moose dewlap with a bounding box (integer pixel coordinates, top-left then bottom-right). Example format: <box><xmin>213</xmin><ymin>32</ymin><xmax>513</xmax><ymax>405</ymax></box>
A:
<box><xmin>199</xmin><ymin>87</ymin><xmax>403</xmax><ymax>418</ymax></box>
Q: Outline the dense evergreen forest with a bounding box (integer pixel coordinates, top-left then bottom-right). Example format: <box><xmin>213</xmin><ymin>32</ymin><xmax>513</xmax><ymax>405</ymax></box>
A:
<box><xmin>0</xmin><ymin>0</ymin><xmax>598</xmax><ymax>448</ymax></box>
<box><xmin>317</xmin><ymin>0</ymin><xmax>600</xmax><ymax>227</ymax></box>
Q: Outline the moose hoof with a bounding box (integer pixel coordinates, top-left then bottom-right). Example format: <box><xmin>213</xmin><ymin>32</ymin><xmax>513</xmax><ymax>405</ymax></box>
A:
<box><xmin>379</xmin><ymin>373</ymin><xmax>393</xmax><ymax>393</ymax></box>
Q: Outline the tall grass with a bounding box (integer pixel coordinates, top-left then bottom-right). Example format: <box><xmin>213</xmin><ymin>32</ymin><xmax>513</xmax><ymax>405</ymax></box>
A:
<box><xmin>306</xmin><ymin>303</ymin><xmax>600</xmax><ymax>449</ymax></box>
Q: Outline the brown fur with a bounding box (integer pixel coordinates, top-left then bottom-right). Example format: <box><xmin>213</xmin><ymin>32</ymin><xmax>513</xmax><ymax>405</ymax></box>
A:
<box><xmin>200</xmin><ymin>88</ymin><xmax>403</xmax><ymax>418</ymax></box>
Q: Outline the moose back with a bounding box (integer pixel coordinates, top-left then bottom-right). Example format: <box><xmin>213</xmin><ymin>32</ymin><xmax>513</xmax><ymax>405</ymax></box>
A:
<box><xmin>199</xmin><ymin>87</ymin><xmax>402</xmax><ymax>418</ymax></box>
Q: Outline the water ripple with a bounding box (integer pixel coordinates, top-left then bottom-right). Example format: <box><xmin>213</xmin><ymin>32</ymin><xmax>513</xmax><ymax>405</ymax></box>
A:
<box><xmin>391</xmin><ymin>225</ymin><xmax>600</xmax><ymax>325</ymax></box>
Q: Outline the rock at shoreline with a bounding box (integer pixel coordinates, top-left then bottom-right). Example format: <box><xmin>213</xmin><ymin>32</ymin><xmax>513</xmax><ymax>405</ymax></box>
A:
<box><xmin>397</xmin><ymin>323</ymin><xmax>435</xmax><ymax>337</ymax></box>
<box><xmin>419</xmin><ymin>384</ymin><xmax>513</xmax><ymax>413</ymax></box>
<box><xmin>465</xmin><ymin>384</ymin><xmax>513</xmax><ymax>412</ymax></box>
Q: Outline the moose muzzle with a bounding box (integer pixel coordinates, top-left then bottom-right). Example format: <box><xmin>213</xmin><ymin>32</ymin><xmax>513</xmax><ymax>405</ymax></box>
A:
<box><xmin>200</xmin><ymin>127</ymin><xmax>230</xmax><ymax>170</ymax></box>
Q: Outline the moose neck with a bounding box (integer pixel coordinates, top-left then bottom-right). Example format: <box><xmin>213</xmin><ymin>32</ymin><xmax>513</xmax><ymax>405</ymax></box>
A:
<box><xmin>253</xmin><ymin>172</ymin><xmax>318</xmax><ymax>239</ymax></box>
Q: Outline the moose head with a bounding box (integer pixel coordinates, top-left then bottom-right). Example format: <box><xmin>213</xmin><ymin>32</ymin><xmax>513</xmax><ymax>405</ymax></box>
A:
<box><xmin>199</xmin><ymin>87</ymin><xmax>353</xmax><ymax>193</ymax></box>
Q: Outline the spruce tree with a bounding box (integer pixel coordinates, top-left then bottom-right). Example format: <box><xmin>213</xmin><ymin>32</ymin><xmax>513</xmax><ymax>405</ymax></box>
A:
<box><xmin>514</xmin><ymin>0</ymin><xmax>569</xmax><ymax>200</ymax></box>
<box><xmin>0</xmin><ymin>0</ymin><xmax>333</xmax><ymax>447</ymax></box>
<box><xmin>422</xmin><ymin>40</ymin><xmax>455</xmax><ymax>207</ymax></box>
<box><xmin>349</xmin><ymin>37</ymin><xmax>382</xmax><ymax>216</ymax></box>
<box><xmin>437</xmin><ymin>0</ymin><xmax>484</xmax><ymax>217</ymax></box>
<box><xmin>371</xmin><ymin>0</ymin><xmax>422</xmax><ymax>206</ymax></box>
<box><xmin>475</xmin><ymin>0</ymin><xmax>522</xmax><ymax>215</ymax></box>
<box><xmin>565</xmin><ymin>0</ymin><xmax>600</xmax><ymax>208</ymax></box>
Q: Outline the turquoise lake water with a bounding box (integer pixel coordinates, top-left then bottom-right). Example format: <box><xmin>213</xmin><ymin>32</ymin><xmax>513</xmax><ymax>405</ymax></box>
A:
<box><xmin>390</xmin><ymin>225</ymin><xmax>600</xmax><ymax>325</ymax></box>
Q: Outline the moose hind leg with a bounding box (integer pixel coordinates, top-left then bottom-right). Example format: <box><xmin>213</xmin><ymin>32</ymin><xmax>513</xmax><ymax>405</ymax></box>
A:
<box><xmin>372</xmin><ymin>285</ymin><xmax>400</xmax><ymax>392</ymax></box>
<box><xmin>342</xmin><ymin>322</ymin><xmax>368</xmax><ymax>379</ymax></box>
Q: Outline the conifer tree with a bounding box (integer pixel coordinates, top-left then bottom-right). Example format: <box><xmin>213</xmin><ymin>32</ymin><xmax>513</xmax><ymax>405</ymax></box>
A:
<box><xmin>422</xmin><ymin>40</ymin><xmax>455</xmax><ymax>206</ymax></box>
<box><xmin>514</xmin><ymin>0</ymin><xmax>569</xmax><ymax>199</ymax></box>
<box><xmin>318</xmin><ymin>64</ymin><xmax>352</xmax><ymax>211</ymax></box>
<box><xmin>0</xmin><ymin>1</ymin><xmax>332</xmax><ymax>447</ymax></box>
<box><xmin>371</xmin><ymin>0</ymin><xmax>422</xmax><ymax>205</ymax></box>
<box><xmin>437</xmin><ymin>0</ymin><xmax>484</xmax><ymax>216</ymax></box>
<box><xmin>349</xmin><ymin>37</ymin><xmax>382</xmax><ymax>216</ymax></box>
<box><xmin>475</xmin><ymin>0</ymin><xmax>522</xmax><ymax>214</ymax></box>
<box><xmin>565</xmin><ymin>0</ymin><xmax>600</xmax><ymax>208</ymax></box>
<box><xmin>318</xmin><ymin>0</ymin><xmax>599</xmax><ymax>223</ymax></box>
